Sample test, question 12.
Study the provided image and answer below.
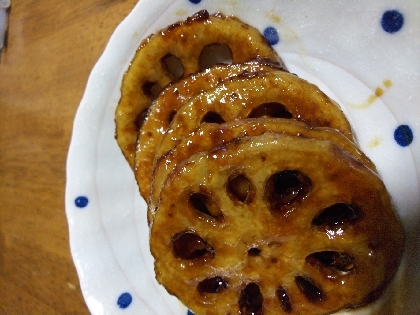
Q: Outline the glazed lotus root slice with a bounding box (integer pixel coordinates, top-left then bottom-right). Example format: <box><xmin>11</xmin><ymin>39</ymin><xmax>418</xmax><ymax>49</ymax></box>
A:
<box><xmin>150</xmin><ymin>133</ymin><xmax>404</xmax><ymax>315</ymax></box>
<box><xmin>148</xmin><ymin>117</ymin><xmax>376</xmax><ymax>224</ymax></box>
<box><xmin>115</xmin><ymin>10</ymin><xmax>282</xmax><ymax>168</ymax></box>
<box><xmin>156</xmin><ymin>70</ymin><xmax>354</xmax><ymax>159</ymax></box>
<box><xmin>135</xmin><ymin>58</ymin><xmax>285</xmax><ymax>200</ymax></box>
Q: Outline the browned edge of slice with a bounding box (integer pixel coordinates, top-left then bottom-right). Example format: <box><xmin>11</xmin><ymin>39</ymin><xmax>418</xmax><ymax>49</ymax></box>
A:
<box><xmin>115</xmin><ymin>10</ymin><xmax>282</xmax><ymax>169</ymax></box>
<box><xmin>148</xmin><ymin>118</ymin><xmax>374</xmax><ymax>224</ymax></box>
<box><xmin>135</xmin><ymin>59</ymin><xmax>286</xmax><ymax>200</ymax></box>
<box><xmin>150</xmin><ymin>133</ymin><xmax>403</xmax><ymax>315</ymax></box>
<box><xmin>155</xmin><ymin>70</ymin><xmax>354</xmax><ymax>161</ymax></box>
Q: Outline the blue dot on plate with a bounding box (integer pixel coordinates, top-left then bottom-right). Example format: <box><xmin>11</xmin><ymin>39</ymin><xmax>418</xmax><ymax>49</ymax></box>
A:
<box><xmin>263</xmin><ymin>26</ymin><xmax>279</xmax><ymax>45</ymax></box>
<box><xmin>117</xmin><ymin>292</ymin><xmax>132</xmax><ymax>309</ymax></box>
<box><xmin>187</xmin><ymin>310</ymin><xmax>195</xmax><ymax>315</ymax></box>
<box><xmin>189</xmin><ymin>0</ymin><xmax>201</xmax><ymax>4</ymax></box>
<box><xmin>381</xmin><ymin>10</ymin><xmax>404</xmax><ymax>33</ymax></box>
<box><xmin>394</xmin><ymin>124</ymin><xmax>413</xmax><ymax>147</ymax></box>
<box><xmin>74</xmin><ymin>196</ymin><xmax>89</xmax><ymax>208</ymax></box>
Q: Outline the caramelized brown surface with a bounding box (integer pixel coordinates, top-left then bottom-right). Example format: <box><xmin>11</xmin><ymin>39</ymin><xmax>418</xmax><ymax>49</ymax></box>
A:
<box><xmin>135</xmin><ymin>59</ymin><xmax>285</xmax><ymax>200</ymax></box>
<box><xmin>114</xmin><ymin>10</ymin><xmax>404</xmax><ymax>315</ymax></box>
<box><xmin>115</xmin><ymin>10</ymin><xmax>281</xmax><ymax>168</ymax></box>
<box><xmin>150</xmin><ymin>133</ymin><xmax>403</xmax><ymax>315</ymax></box>
<box><xmin>148</xmin><ymin>118</ymin><xmax>376</xmax><ymax>224</ymax></box>
<box><xmin>156</xmin><ymin>70</ymin><xmax>354</xmax><ymax>159</ymax></box>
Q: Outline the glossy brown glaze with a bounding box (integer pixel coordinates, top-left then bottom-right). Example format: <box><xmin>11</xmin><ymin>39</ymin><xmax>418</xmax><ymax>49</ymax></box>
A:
<box><xmin>135</xmin><ymin>59</ymin><xmax>285</xmax><ymax>200</ymax></box>
<box><xmin>148</xmin><ymin>118</ymin><xmax>375</xmax><ymax>224</ymax></box>
<box><xmin>150</xmin><ymin>133</ymin><xmax>403</xmax><ymax>315</ymax></box>
<box><xmin>156</xmin><ymin>70</ymin><xmax>354</xmax><ymax>160</ymax></box>
<box><xmin>115</xmin><ymin>10</ymin><xmax>281</xmax><ymax>169</ymax></box>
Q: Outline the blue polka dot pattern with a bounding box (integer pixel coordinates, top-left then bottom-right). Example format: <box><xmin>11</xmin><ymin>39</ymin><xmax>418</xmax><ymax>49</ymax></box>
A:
<box><xmin>187</xmin><ymin>310</ymin><xmax>195</xmax><ymax>315</ymax></box>
<box><xmin>189</xmin><ymin>0</ymin><xmax>201</xmax><ymax>4</ymax></box>
<box><xmin>117</xmin><ymin>292</ymin><xmax>132</xmax><ymax>309</ymax></box>
<box><xmin>394</xmin><ymin>125</ymin><xmax>413</xmax><ymax>147</ymax></box>
<box><xmin>75</xmin><ymin>196</ymin><xmax>89</xmax><ymax>208</ymax></box>
<box><xmin>263</xmin><ymin>27</ymin><xmax>279</xmax><ymax>45</ymax></box>
<box><xmin>381</xmin><ymin>10</ymin><xmax>404</xmax><ymax>33</ymax></box>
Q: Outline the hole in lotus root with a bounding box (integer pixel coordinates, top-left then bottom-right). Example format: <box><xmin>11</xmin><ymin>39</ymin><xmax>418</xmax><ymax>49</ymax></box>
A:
<box><xmin>239</xmin><ymin>282</ymin><xmax>263</xmax><ymax>315</ymax></box>
<box><xmin>265</xmin><ymin>170</ymin><xmax>312</xmax><ymax>213</ymax></box>
<box><xmin>171</xmin><ymin>231</ymin><xmax>215</xmax><ymax>261</ymax></box>
<box><xmin>276</xmin><ymin>286</ymin><xmax>292</xmax><ymax>313</ymax></box>
<box><xmin>168</xmin><ymin>109</ymin><xmax>177</xmax><ymax>124</ymax></box>
<box><xmin>161</xmin><ymin>53</ymin><xmax>184</xmax><ymax>79</ymax></box>
<box><xmin>312</xmin><ymin>203</ymin><xmax>361</xmax><ymax>232</ymax></box>
<box><xmin>142</xmin><ymin>81</ymin><xmax>162</xmax><ymax>98</ymax></box>
<box><xmin>201</xmin><ymin>111</ymin><xmax>226</xmax><ymax>124</ymax></box>
<box><xmin>134</xmin><ymin>108</ymin><xmax>149</xmax><ymax>130</ymax></box>
<box><xmin>306</xmin><ymin>251</ymin><xmax>355</xmax><ymax>274</ymax></box>
<box><xmin>248</xmin><ymin>247</ymin><xmax>261</xmax><ymax>257</ymax></box>
<box><xmin>197</xmin><ymin>276</ymin><xmax>228</xmax><ymax>294</ymax></box>
<box><xmin>198</xmin><ymin>43</ymin><xmax>233</xmax><ymax>71</ymax></box>
<box><xmin>227</xmin><ymin>174</ymin><xmax>255</xmax><ymax>204</ymax></box>
<box><xmin>189</xmin><ymin>192</ymin><xmax>223</xmax><ymax>221</ymax></box>
<box><xmin>248</xmin><ymin>102</ymin><xmax>293</xmax><ymax>119</ymax></box>
<box><xmin>295</xmin><ymin>276</ymin><xmax>324</xmax><ymax>304</ymax></box>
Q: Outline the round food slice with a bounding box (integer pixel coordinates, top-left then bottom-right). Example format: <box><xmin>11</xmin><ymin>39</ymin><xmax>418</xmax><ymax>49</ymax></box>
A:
<box><xmin>148</xmin><ymin>118</ymin><xmax>376</xmax><ymax>224</ymax></box>
<box><xmin>135</xmin><ymin>58</ymin><xmax>285</xmax><ymax>200</ymax></box>
<box><xmin>156</xmin><ymin>70</ymin><xmax>354</xmax><ymax>159</ymax></box>
<box><xmin>115</xmin><ymin>10</ymin><xmax>282</xmax><ymax>168</ymax></box>
<box><xmin>150</xmin><ymin>133</ymin><xmax>403</xmax><ymax>315</ymax></box>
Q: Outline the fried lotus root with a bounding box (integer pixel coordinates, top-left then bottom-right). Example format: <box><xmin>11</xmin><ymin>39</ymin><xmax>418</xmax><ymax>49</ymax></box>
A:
<box><xmin>115</xmin><ymin>10</ymin><xmax>282</xmax><ymax>168</ymax></box>
<box><xmin>150</xmin><ymin>133</ymin><xmax>403</xmax><ymax>315</ymax></box>
<box><xmin>156</xmin><ymin>70</ymin><xmax>354</xmax><ymax>159</ymax></box>
<box><xmin>136</xmin><ymin>59</ymin><xmax>285</xmax><ymax>200</ymax></box>
<box><xmin>148</xmin><ymin>118</ymin><xmax>376</xmax><ymax>224</ymax></box>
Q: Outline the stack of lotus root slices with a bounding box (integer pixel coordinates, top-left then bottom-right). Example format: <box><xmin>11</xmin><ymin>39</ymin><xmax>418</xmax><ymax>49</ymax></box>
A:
<box><xmin>115</xmin><ymin>10</ymin><xmax>404</xmax><ymax>315</ymax></box>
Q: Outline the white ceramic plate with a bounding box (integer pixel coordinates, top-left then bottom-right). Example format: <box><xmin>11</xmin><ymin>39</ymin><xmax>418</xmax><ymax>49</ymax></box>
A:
<box><xmin>65</xmin><ymin>1</ymin><xmax>420</xmax><ymax>314</ymax></box>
